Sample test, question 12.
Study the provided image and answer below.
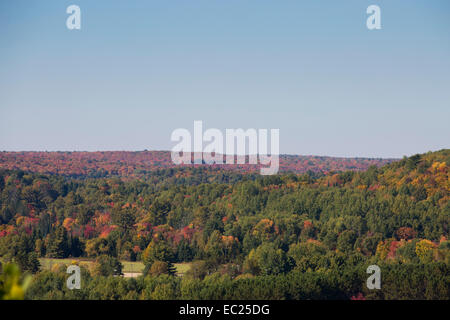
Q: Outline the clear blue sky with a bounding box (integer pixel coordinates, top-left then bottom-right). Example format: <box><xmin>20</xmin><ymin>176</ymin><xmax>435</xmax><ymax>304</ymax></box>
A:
<box><xmin>1</xmin><ymin>0</ymin><xmax>449</xmax><ymax>157</ymax></box>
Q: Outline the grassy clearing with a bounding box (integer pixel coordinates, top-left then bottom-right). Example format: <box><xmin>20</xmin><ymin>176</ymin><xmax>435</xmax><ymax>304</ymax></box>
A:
<box><xmin>121</xmin><ymin>261</ymin><xmax>144</xmax><ymax>273</ymax></box>
<box><xmin>173</xmin><ymin>262</ymin><xmax>191</xmax><ymax>276</ymax></box>
<box><xmin>39</xmin><ymin>258</ymin><xmax>191</xmax><ymax>276</ymax></box>
<box><xmin>39</xmin><ymin>258</ymin><xmax>94</xmax><ymax>270</ymax></box>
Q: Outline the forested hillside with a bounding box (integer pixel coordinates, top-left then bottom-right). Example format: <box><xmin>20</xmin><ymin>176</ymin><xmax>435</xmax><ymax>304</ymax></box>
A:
<box><xmin>0</xmin><ymin>150</ymin><xmax>448</xmax><ymax>300</ymax></box>
<box><xmin>0</xmin><ymin>151</ymin><xmax>394</xmax><ymax>177</ymax></box>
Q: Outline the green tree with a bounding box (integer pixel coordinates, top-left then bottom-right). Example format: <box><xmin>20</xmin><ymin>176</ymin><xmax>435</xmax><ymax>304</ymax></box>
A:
<box><xmin>243</xmin><ymin>243</ymin><xmax>293</xmax><ymax>276</ymax></box>
<box><xmin>337</xmin><ymin>230</ymin><xmax>357</xmax><ymax>253</ymax></box>
<box><xmin>46</xmin><ymin>226</ymin><xmax>69</xmax><ymax>258</ymax></box>
<box><xmin>93</xmin><ymin>255</ymin><xmax>123</xmax><ymax>276</ymax></box>
<box><xmin>143</xmin><ymin>240</ymin><xmax>176</xmax><ymax>276</ymax></box>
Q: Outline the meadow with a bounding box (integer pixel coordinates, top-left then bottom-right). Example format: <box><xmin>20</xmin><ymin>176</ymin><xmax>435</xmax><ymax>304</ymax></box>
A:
<box><xmin>39</xmin><ymin>258</ymin><xmax>191</xmax><ymax>276</ymax></box>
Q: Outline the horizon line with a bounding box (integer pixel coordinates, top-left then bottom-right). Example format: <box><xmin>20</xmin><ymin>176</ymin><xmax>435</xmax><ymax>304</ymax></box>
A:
<box><xmin>0</xmin><ymin>149</ymin><xmax>415</xmax><ymax>160</ymax></box>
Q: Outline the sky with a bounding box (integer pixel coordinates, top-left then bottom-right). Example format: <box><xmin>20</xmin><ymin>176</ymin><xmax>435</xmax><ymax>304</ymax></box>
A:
<box><xmin>0</xmin><ymin>0</ymin><xmax>449</xmax><ymax>158</ymax></box>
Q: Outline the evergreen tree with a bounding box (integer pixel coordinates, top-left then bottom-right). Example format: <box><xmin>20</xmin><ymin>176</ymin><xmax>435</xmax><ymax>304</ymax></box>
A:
<box><xmin>46</xmin><ymin>226</ymin><xmax>69</xmax><ymax>258</ymax></box>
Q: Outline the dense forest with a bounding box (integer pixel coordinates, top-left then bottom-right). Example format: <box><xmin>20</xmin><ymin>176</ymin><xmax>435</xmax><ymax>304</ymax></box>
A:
<box><xmin>0</xmin><ymin>151</ymin><xmax>393</xmax><ymax>177</ymax></box>
<box><xmin>0</xmin><ymin>150</ymin><xmax>448</xmax><ymax>300</ymax></box>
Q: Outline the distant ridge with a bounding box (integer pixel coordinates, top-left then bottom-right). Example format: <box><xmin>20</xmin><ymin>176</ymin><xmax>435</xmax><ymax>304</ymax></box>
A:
<box><xmin>0</xmin><ymin>151</ymin><xmax>396</xmax><ymax>177</ymax></box>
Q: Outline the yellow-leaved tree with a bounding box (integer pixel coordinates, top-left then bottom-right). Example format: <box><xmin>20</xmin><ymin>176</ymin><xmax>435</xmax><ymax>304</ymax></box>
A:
<box><xmin>0</xmin><ymin>263</ymin><xmax>32</xmax><ymax>300</ymax></box>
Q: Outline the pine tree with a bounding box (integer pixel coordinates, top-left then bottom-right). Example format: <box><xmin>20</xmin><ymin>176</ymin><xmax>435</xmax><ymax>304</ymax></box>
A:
<box><xmin>46</xmin><ymin>226</ymin><xmax>69</xmax><ymax>258</ymax></box>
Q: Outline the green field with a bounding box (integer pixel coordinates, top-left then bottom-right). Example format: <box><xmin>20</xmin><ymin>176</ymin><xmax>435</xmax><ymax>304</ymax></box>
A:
<box><xmin>38</xmin><ymin>258</ymin><xmax>191</xmax><ymax>276</ymax></box>
<box><xmin>120</xmin><ymin>260</ymin><xmax>144</xmax><ymax>273</ymax></box>
<box><xmin>39</xmin><ymin>258</ymin><xmax>94</xmax><ymax>270</ymax></box>
<box><xmin>173</xmin><ymin>263</ymin><xmax>191</xmax><ymax>276</ymax></box>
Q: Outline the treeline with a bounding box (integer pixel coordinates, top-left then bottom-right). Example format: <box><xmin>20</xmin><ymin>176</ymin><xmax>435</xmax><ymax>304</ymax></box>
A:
<box><xmin>0</xmin><ymin>151</ymin><xmax>394</xmax><ymax>178</ymax></box>
<box><xmin>24</xmin><ymin>262</ymin><xmax>448</xmax><ymax>300</ymax></box>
